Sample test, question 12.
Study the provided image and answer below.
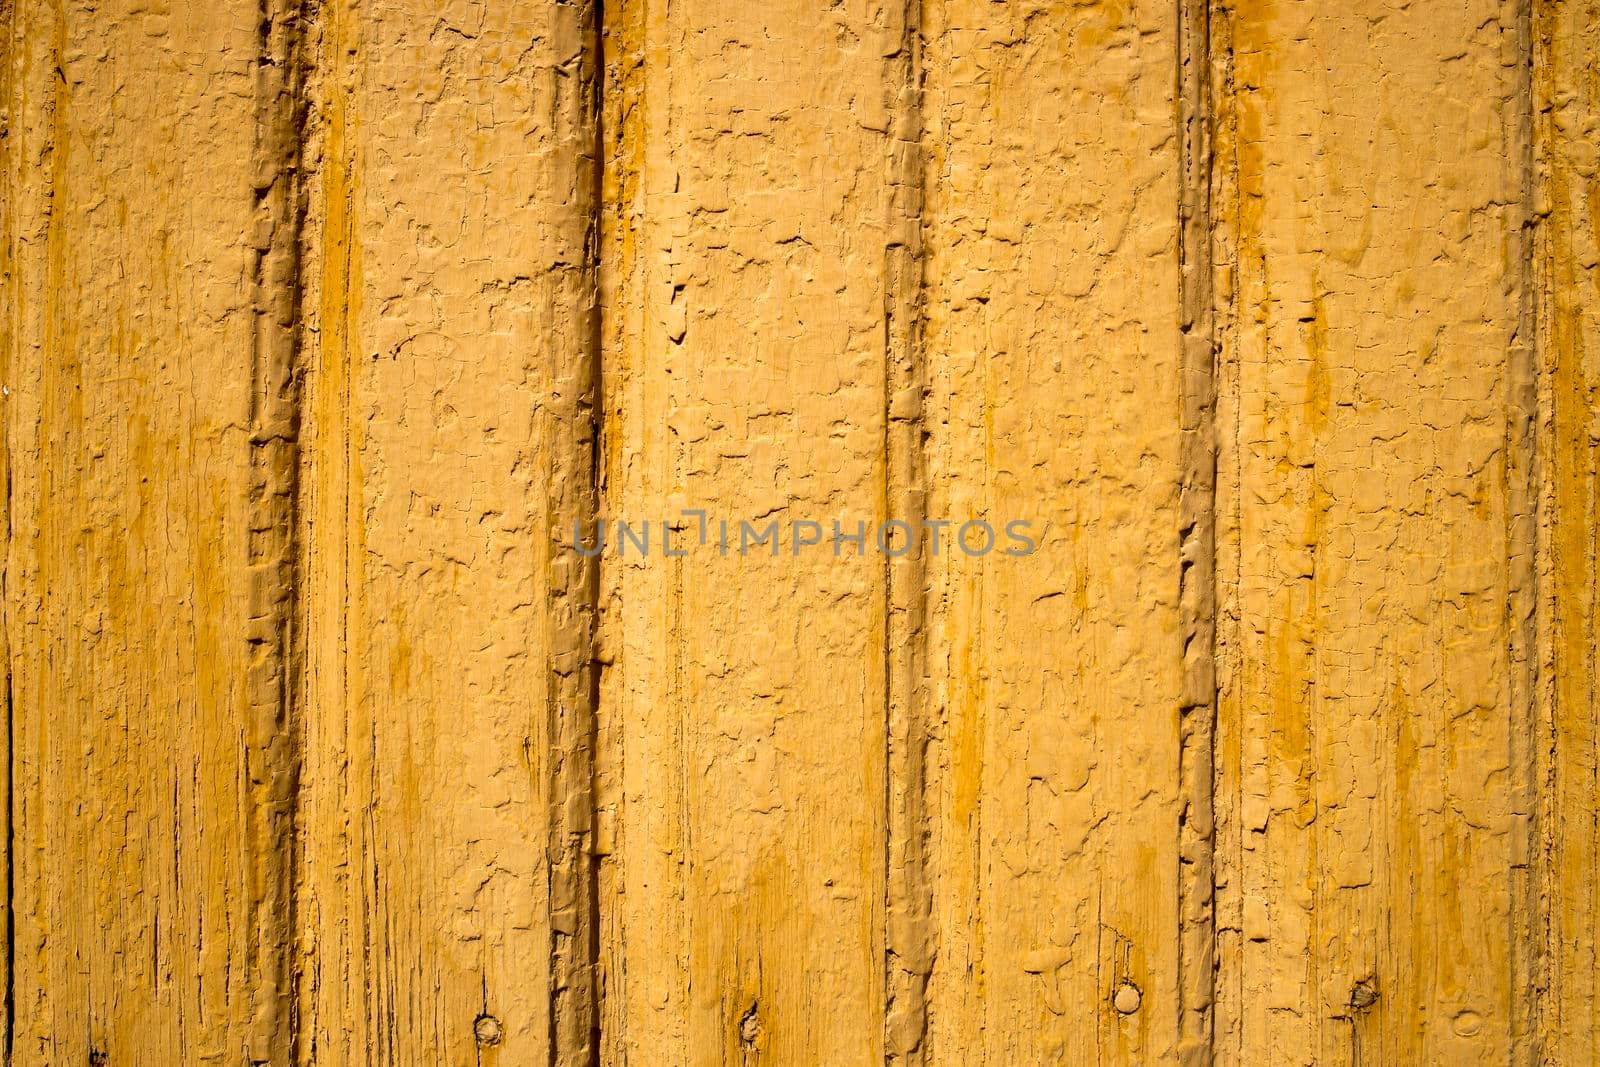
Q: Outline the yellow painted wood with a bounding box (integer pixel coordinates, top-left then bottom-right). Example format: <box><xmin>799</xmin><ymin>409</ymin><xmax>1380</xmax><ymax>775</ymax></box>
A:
<box><xmin>2</xmin><ymin>1</ymin><xmax>1596</xmax><ymax>1064</ymax></box>
<box><xmin>920</xmin><ymin>0</ymin><xmax>1192</xmax><ymax>1062</ymax></box>
<box><xmin>3</xmin><ymin>1</ymin><xmax>300</xmax><ymax>1062</ymax></box>
<box><xmin>296</xmin><ymin>1</ymin><xmax>599</xmax><ymax>1062</ymax></box>
<box><xmin>1538</xmin><ymin>1</ymin><xmax>1600</xmax><ymax>1062</ymax></box>
<box><xmin>1215</xmin><ymin>1</ymin><xmax>1542</xmax><ymax>1061</ymax></box>
<box><xmin>600</xmin><ymin>1</ymin><xmax>904</xmax><ymax>1062</ymax></box>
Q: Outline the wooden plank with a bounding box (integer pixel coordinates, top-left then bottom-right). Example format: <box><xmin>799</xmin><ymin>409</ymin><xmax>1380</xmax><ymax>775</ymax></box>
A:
<box><xmin>1537</xmin><ymin>0</ymin><xmax>1600</xmax><ymax>1061</ymax></box>
<box><xmin>296</xmin><ymin>1</ymin><xmax>601</xmax><ymax>1062</ymax></box>
<box><xmin>1</xmin><ymin>1</ymin><xmax>303</xmax><ymax>1061</ymax></box>
<box><xmin>919</xmin><ymin>0</ymin><xmax>1191</xmax><ymax>1062</ymax></box>
<box><xmin>600</xmin><ymin>1</ymin><xmax>909</xmax><ymax>1061</ymax></box>
<box><xmin>1215</xmin><ymin>1</ymin><xmax>1536</xmax><ymax>1061</ymax></box>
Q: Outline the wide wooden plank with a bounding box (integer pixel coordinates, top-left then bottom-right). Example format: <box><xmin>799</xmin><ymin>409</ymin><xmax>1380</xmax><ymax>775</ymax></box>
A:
<box><xmin>296</xmin><ymin>1</ymin><xmax>601</xmax><ymax>1062</ymax></box>
<box><xmin>920</xmin><ymin>0</ymin><xmax>1192</xmax><ymax>1062</ymax></box>
<box><xmin>1215</xmin><ymin>1</ymin><xmax>1535</xmax><ymax>1062</ymax></box>
<box><xmin>599</xmin><ymin>1</ymin><xmax>908</xmax><ymax>1061</ymax></box>
<box><xmin>2</xmin><ymin>1</ymin><xmax>302</xmax><ymax>1061</ymax></box>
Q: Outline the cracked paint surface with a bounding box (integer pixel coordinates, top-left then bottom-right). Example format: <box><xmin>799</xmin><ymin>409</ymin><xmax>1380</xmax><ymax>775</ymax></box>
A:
<box><xmin>0</xmin><ymin>0</ymin><xmax>1596</xmax><ymax>1064</ymax></box>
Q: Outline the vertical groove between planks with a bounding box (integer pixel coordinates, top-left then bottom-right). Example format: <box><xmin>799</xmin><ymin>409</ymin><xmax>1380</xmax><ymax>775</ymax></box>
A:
<box><xmin>248</xmin><ymin>1</ymin><xmax>313</xmax><ymax>1060</ymax></box>
<box><xmin>550</xmin><ymin>1</ymin><xmax>605</xmax><ymax>1062</ymax></box>
<box><xmin>884</xmin><ymin>0</ymin><xmax>932</xmax><ymax>1061</ymax></box>
<box><xmin>1178</xmin><ymin>0</ymin><xmax>1219</xmax><ymax>1061</ymax></box>
<box><xmin>1511</xmin><ymin>0</ymin><xmax>1546</xmax><ymax>1060</ymax></box>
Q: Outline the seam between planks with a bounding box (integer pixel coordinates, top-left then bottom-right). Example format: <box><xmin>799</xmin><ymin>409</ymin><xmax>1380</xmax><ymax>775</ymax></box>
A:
<box><xmin>883</xmin><ymin>0</ymin><xmax>932</xmax><ymax>1062</ymax></box>
<box><xmin>1177</xmin><ymin>0</ymin><xmax>1219</xmax><ymax>1061</ymax></box>
<box><xmin>549</xmin><ymin>1</ymin><xmax>606</xmax><ymax>1063</ymax></box>
<box><xmin>247</xmin><ymin>1</ymin><xmax>315</xmax><ymax>1061</ymax></box>
<box><xmin>1513</xmin><ymin>0</ymin><xmax>1547</xmax><ymax>1061</ymax></box>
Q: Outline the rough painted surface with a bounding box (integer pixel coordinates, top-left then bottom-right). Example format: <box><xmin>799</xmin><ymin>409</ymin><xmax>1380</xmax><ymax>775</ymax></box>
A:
<box><xmin>920</xmin><ymin>1</ymin><xmax>1190</xmax><ymax>1063</ymax></box>
<box><xmin>2</xmin><ymin>2</ymin><xmax>1597</xmax><ymax>1065</ymax></box>
<box><xmin>1214</xmin><ymin>2</ymin><xmax>1540</xmax><ymax>1062</ymax></box>
<box><xmin>296</xmin><ymin>1</ymin><xmax>599</xmax><ymax>1063</ymax></box>
<box><xmin>1539</xmin><ymin>1</ymin><xmax>1600</xmax><ymax>1063</ymax></box>
<box><xmin>602</xmin><ymin>3</ymin><xmax>899</xmax><ymax>1061</ymax></box>
<box><xmin>3</xmin><ymin>3</ymin><xmax>297</xmax><ymax>1062</ymax></box>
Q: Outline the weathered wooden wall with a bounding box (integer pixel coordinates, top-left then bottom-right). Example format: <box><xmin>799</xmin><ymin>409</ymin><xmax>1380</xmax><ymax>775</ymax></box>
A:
<box><xmin>1</xmin><ymin>1</ymin><xmax>1595</xmax><ymax>1064</ymax></box>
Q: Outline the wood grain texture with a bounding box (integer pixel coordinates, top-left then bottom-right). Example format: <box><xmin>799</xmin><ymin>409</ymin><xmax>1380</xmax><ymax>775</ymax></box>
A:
<box><xmin>600</xmin><ymin>1</ymin><xmax>901</xmax><ymax>1062</ymax></box>
<box><xmin>2</xmin><ymin>1</ymin><xmax>300</xmax><ymax>1062</ymax></box>
<box><xmin>1214</xmin><ymin>1</ymin><xmax>1539</xmax><ymax>1061</ymax></box>
<box><xmin>2</xmin><ymin>1</ymin><xmax>1597</xmax><ymax>1064</ymax></box>
<box><xmin>296</xmin><ymin>0</ymin><xmax>599</xmax><ymax>1062</ymax></box>
<box><xmin>1537</xmin><ymin>0</ymin><xmax>1600</xmax><ymax>1061</ymax></box>
<box><xmin>920</xmin><ymin>0</ymin><xmax>1189</xmax><ymax>1062</ymax></box>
